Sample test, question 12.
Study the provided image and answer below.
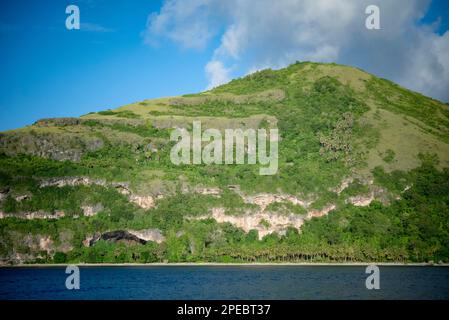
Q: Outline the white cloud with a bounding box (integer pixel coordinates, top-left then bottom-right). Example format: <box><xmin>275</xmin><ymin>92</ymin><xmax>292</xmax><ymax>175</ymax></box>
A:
<box><xmin>144</xmin><ymin>0</ymin><xmax>220</xmax><ymax>49</ymax></box>
<box><xmin>205</xmin><ymin>60</ymin><xmax>231</xmax><ymax>89</ymax></box>
<box><xmin>145</xmin><ymin>0</ymin><xmax>449</xmax><ymax>101</ymax></box>
<box><xmin>399</xmin><ymin>30</ymin><xmax>449</xmax><ymax>100</ymax></box>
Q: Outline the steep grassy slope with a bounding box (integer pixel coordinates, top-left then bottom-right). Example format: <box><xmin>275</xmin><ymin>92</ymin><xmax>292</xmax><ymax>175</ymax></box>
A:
<box><xmin>0</xmin><ymin>62</ymin><xmax>448</xmax><ymax>264</ymax></box>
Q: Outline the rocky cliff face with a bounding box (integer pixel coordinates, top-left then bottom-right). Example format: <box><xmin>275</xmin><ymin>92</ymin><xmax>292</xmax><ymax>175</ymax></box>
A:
<box><xmin>0</xmin><ymin>130</ymin><xmax>104</xmax><ymax>161</ymax></box>
<box><xmin>83</xmin><ymin>229</ymin><xmax>165</xmax><ymax>247</ymax></box>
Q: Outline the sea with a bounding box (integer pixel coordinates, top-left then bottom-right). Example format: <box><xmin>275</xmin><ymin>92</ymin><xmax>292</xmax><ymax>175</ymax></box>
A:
<box><xmin>0</xmin><ymin>265</ymin><xmax>448</xmax><ymax>300</ymax></box>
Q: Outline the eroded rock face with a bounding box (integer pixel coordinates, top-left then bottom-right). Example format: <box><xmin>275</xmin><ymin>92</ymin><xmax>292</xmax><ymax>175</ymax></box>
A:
<box><xmin>5</xmin><ymin>234</ymin><xmax>57</xmax><ymax>264</ymax></box>
<box><xmin>128</xmin><ymin>229</ymin><xmax>165</xmax><ymax>244</ymax></box>
<box><xmin>39</xmin><ymin>177</ymin><xmax>155</xmax><ymax>210</ymax></box>
<box><xmin>81</xmin><ymin>203</ymin><xmax>104</xmax><ymax>217</ymax></box>
<box><xmin>40</xmin><ymin>177</ymin><xmax>107</xmax><ymax>188</ymax></box>
<box><xmin>1</xmin><ymin>252</ymin><xmax>37</xmax><ymax>265</ymax></box>
<box><xmin>129</xmin><ymin>195</ymin><xmax>155</xmax><ymax>210</ymax></box>
<box><xmin>195</xmin><ymin>207</ymin><xmax>305</xmax><ymax>240</ymax></box>
<box><xmin>242</xmin><ymin>193</ymin><xmax>311</xmax><ymax>211</ymax></box>
<box><xmin>14</xmin><ymin>194</ymin><xmax>31</xmax><ymax>202</ymax></box>
<box><xmin>0</xmin><ymin>131</ymin><xmax>104</xmax><ymax>162</ymax></box>
<box><xmin>39</xmin><ymin>236</ymin><xmax>54</xmax><ymax>254</ymax></box>
<box><xmin>114</xmin><ymin>184</ymin><xmax>131</xmax><ymax>195</ymax></box>
<box><xmin>83</xmin><ymin>233</ymin><xmax>101</xmax><ymax>247</ymax></box>
<box><xmin>40</xmin><ymin>177</ymin><xmax>131</xmax><ymax>195</ymax></box>
<box><xmin>5</xmin><ymin>176</ymin><xmax>157</xmax><ymax>218</ymax></box>
<box><xmin>0</xmin><ymin>210</ymin><xmax>65</xmax><ymax>220</ymax></box>
<box><xmin>188</xmin><ymin>188</ymin><xmax>319</xmax><ymax>240</ymax></box>
<box><xmin>190</xmin><ymin>190</ymin><xmax>336</xmax><ymax>240</ymax></box>
<box><xmin>2</xmin><ymin>233</ymin><xmax>74</xmax><ymax>264</ymax></box>
<box><xmin>347</xmin><ymin>194</ymin><xmax>375</xmax><ymax>207</ymax></box>
<box><xmin>346</xmin><ymin>186</ymin><xmax>389</xmax><ymax>207</ymax></box>
<box><xmin>307</xmin><ymin>204</ymin><xmax>337</xmax><ymax>218</ymax></box>
<box><xmin>84</xmin><ymin>228</ymin><xmax>165</xmax><ymax>247</ymax></box>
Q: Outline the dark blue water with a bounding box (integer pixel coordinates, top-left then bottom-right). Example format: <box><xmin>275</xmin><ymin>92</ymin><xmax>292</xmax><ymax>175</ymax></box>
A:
<box><xmin>0</xmin><ymin>266</ymin><xmax>448</xmax><ymax>300</ymax></box>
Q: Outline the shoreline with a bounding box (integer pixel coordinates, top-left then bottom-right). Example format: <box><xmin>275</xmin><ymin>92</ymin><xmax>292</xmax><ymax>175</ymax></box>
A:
<box><xmin>2</xmin><ymin>262</ymin><xmax>448</xmax><ymax>267</ymax></box>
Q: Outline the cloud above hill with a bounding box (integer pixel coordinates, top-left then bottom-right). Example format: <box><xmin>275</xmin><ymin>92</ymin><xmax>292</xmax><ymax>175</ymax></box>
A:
<box><xmin>145</xmin><ymin>0</ymin><xmax>449</xmax><ymax>101</ymax></box>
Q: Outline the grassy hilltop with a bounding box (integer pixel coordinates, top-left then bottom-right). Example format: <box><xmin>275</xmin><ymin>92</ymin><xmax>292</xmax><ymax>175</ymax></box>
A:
<box><xmin>1</xmin><ymin>61</ymin><xmax>448</xmax><ymax>264</ymax></box>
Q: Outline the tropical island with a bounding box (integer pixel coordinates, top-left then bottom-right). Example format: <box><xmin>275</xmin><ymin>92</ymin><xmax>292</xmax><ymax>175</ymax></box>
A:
<box><xmin>0</xmin><ymin>62</ymin><xmax>448</xmax><ymax>265</ymax></box>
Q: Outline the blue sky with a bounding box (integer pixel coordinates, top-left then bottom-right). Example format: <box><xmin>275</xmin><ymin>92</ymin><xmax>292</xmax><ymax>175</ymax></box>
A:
<box><xmin>0</xmin><ymin>0</ymin><xmax>448</xmax><ymax>131</ymax></box>
<box><xmin>0</xmin><ymin>0</ymin><xmax>215</xmax><ymax>131</ymax></box>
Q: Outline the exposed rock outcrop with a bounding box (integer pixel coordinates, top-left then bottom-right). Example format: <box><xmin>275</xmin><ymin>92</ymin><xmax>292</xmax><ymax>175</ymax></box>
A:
<box><xmin>242</xmin><ymin>193</ymin><xmax>311</xmax><ymax>211</ymax></box>
<box><xmin>114</xmin><ymin>183</ymin><xmax>132</xmax><ymax>195</ymax></box>
<box><xmin>40</xmin><ymin>176</ymin><xmax>107</xmax><ymax>188</ymax></box>
<box><xmin>39</xmin><ymin>236</ymin><xmax>54</xmax><ymax>254</ymax></box>
<box><xmin>83</xmin><ymin>228</ymin><xmax>165</xmax><ymax>247</ymax></box>
<box><xmin>0</xmin><ymin>130</ymin><xmax>104</xmax><ymax>161</ymax></box>
<box><xmin>81</xmin><ymin>203</ymin><xmax>104</xmax><ymax>217</ymax></box>
<box><xmin>0</xmin><ymin>210</ymin><xmax>65</xmax><ymax>219</ymax></box>
<box><xmin>1</xmin><ymin>234</ymin><xmax>63</xmax><ymax>264</ymax></box>
<box><xmin>129</xmin><ymin>195</ymin><xmax>155</xmax><ymax>210</ymax></box>
<box><xmin>346</xmin><ymin>186</ymin><xmax>389</xmax><ymax>207</ymax></box>
<box><xmin>186</xmin><ymin>182</ymin><xmax>339</xmax><ymax>239</ymax></box>
<box><xmin>194</xmin><ymin>207</ymin><xmax>305</xmax><ymax>240</ymax></box>
<box><xmin>128</xmin><ymin>229</ymin><xmax>165</xmax><ymax>244</ymax></box>
<box><xmin>40</xmin><ymin>177</ymin><xmax>156</xmax><ymax>210</ymax></box>
<box><xmin>1</xmin><ymin>252</ymin><xmax>38</xmax><ymax>265</ymax></box>
<box><xmin>307</xmin><ymin>204</ymin><xmax>337</xmax><ymax>218</ymax></box>
<box><xmin>15</xmin><ymin>194</ymin><xmax>31</xmax><ymax>202</ymax></box>
<box><xmin>347</xmin><ymin>194</ymin><xmax>375</xmax><ymax>207</ymax></box>
<box><xmin>190</xmin><ymin>189</ymin><xmax>336</xmax><ymax>240</ymax></box>
<box><xmin>82</xmin><ymin>233</ymin><xmax>101</xmax><ymax>247</ymax></box>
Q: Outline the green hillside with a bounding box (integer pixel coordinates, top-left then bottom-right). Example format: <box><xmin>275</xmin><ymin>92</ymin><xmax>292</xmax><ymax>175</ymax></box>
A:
<box><xmin>1</xmin><ymin>61</ymin><xmax>448</xmax><ymax>264</ymax></box>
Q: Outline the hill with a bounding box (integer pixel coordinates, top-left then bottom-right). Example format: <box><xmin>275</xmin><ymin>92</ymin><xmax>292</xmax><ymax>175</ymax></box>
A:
<box><xmin>1</xmin><ymin>61</ymin><xmax>448</xmax><ymax>264</ymax></box>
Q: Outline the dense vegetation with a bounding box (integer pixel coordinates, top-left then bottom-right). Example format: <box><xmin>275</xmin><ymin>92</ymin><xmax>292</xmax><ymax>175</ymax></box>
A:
<box><xmin>0</xmin><ymin>62</ymin><xmax>448</xmax><ymax>264</ymax></box>
<box><xmin>1</xmin><ymin>161</ymin><xmax>447</xmax><ymax>263</ymax></box>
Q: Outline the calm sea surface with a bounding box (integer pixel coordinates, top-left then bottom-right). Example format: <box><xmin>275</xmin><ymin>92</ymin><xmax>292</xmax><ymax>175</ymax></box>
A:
<box><xmin>0</xmin><ymin>266</ymin><xmax>448</xmax><ymax>300</ymax></box>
